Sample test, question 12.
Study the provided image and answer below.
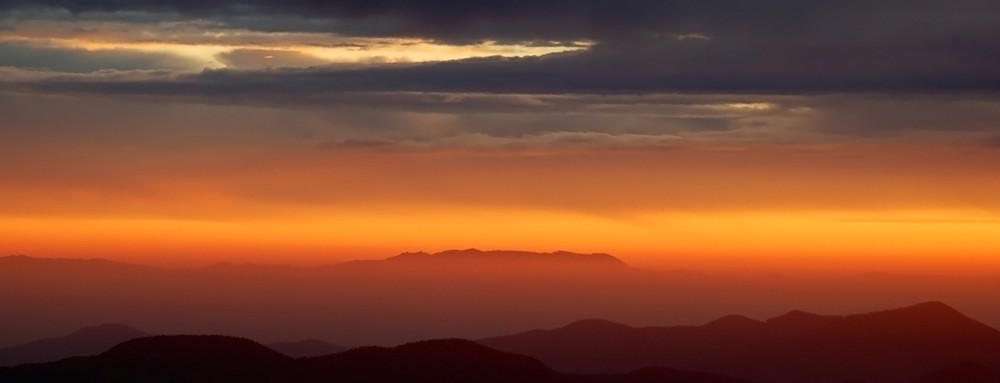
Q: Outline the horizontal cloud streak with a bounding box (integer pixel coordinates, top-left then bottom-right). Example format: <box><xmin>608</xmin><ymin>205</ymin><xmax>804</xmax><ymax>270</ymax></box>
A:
<box><xmin>0</xmin><ymin>42</ymin><xmax>203</xmax><ymax>72</ymax></box>
<box><xmin>6</xmin><ymin>53</ymin><xmax>1000</xmax><ymax>99</ymax></box>
<box><xmin>3</xmin><ymin>68</ymin><xmax>999</xmax><ymax>148</ymax></box>
<box><xmin>2</xmin><ymin>1</ymin><xmax>999</xmax><ymax>91</ymax></box>
<box><xmin>3</xmin><ymin>1</ymin><xmax>998</xmax><ymax>43</ymax></box>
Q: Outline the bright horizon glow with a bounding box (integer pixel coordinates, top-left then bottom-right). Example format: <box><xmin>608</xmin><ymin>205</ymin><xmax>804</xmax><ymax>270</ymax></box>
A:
<box><xmin>0</xmin><ymin>17</ymin><xmax>590</xmax><ymax>70</ymax></box>
<box><xmin>4</xmin><ymin>207</ymin><xmax>999</xmax><ymax>275</ymax></box>
<box><xmin>2</xmin><ymin>136</ymin><xmax>999</xmax><ymax>275</ymax></box>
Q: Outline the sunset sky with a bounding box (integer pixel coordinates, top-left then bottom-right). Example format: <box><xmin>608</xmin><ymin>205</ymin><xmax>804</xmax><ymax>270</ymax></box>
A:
<box><xmin>2</xmin><ymin>1</ymin><xmax>999</xmax><ymax>273</ymax></box>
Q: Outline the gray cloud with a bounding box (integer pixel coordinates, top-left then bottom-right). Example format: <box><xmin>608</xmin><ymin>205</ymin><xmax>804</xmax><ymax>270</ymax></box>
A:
<box><xmin>806</xmin><ymin>95</ymin><xmax>1000</xmax><ymax>138</ymax></box>
<box><xmin>2</xmin><ymin>1</ymin><xmax>1000</xmax><ymax>92</ymax></box>
<box><xmin>0</xmin><ymin>41</ymin><xmax>204</xmax><ymax>72</ymax></box>
<box><xmin>5</xmin><ymin>77</ymin><xmax>997</xmax><ymax>151</ymax></box>
<box><xmin>3</xmin><ymin>1</ymin><xmax>996</xmax><ymax>43</ymax></box>
<box><xmin>6</xmin><ymin>48</ymin><xmax>1000</xmax><ymax>98</ymax></box>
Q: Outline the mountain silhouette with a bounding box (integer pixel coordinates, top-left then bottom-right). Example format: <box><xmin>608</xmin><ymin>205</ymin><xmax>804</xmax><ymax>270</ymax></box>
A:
<box><xmin>0</xmin><ymin>323</ymin><xmax>149</xmax><ymax>367</ymax></box>
<box><xmin>300</xmin><ymin>339</ymin><xmax>561</xmax><ymax>383</ymax></box>
<box><xmin>0</xmin><ymin>255</ymin><xmax>160</xmax><ymax>277</ymax></box>
<box><xmin>0</xmin><ymin>336</ymin><xmax>756</xmax><ymax>383</ymax></box>
<box><xmin>480</xmin><ymin>302</ymin><xmax>1000</xmax><ymax>383</ymax></box>
<box><xmin>702</xmin><ymin>315</ymin><xmax>763</xmax><ymax>331</ymax></box>
<box><xmin>0</xmin><ymin>335</ymin><xmax>295</xmax><ymax>383</ymax></box>
<box><xmin>266</xmin><ymin>339</ymin><xmax>346</xmax><ymax>358</ymax></box>
<box><xmin>385</xmin><ymin>249</ymin><xmax>627</xmax><ymax>266</ymax></box>
<box><xmin>336</xmin><ymin>249</ymin><xmax>631</xmax><ymax>272</ymax></box>
<box><xmin>0</xmin><ymin>251</ymin><xmax>663</xmax><ymax>348</ymax></box>
<box><xmin>6</xmin><ymin>253</ymin><xmax>1000</xmax><ymax>353</ymax></box>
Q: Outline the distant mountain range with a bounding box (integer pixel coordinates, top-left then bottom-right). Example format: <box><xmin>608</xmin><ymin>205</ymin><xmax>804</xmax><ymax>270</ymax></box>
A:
<box><xmin>0</xmin><ymin>324</ymin><xmax>148</xmax><ymax>367</ymax></box>
<box><xmin>0</xmin><ymin>250</ymin><xmax>657</xmax><ymax>347</ymax></box>
<box><xmin>0</xmin><ymin>337</ymin><xmax>755</xmax><ymax>383</ymax></box>
<box><xmin>1</xmin><ymin>249</ymin><xmax>628</xmax><ymax>271</ymax></box>
<box><xmin>2</xmin><ymin>302</ymin><xmax>1000</xmax><ymax>382</ymax></box>
<box><xmin>381</xmin><ymin>249</ymin><xmax>627</xmax><ymax>267</ymax></box>
<box><xmin>3</xmin><ymin>251</ymin><xmax>1000</xmax><ymax>352</ymax></box>
<box><xmin>480</xmin><ymin>301</ymin><xmax>1000</xmax><ymax>383</ymax></box>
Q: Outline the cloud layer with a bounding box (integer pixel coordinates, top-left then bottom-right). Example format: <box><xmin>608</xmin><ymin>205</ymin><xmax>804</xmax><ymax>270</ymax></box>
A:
<box><xmin>1</xmin><ymin>0</ymin><xmax>999</xmax><ymax>93</ymax></box>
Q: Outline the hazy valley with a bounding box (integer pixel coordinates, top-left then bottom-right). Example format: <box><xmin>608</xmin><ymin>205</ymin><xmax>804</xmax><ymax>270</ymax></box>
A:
<box><xmin>4</xmin><ymin>250</ymin><xmax>1000</xmax><ymax>382</ymax></box>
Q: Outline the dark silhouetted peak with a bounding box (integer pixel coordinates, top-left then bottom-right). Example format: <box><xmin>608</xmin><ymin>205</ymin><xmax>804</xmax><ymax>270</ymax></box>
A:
<box><xmin>305</xmin><ymin>338</ymin><xmax>557</xmax><ymax>383</ymax></box>
<box><xmin>704</xmin><ymin>314</ymin><xmax>764</xmax><ymax>330</ymax></box>
<box><xmin>68</xmin><ymin>324</ymin><xmax>147</xmax><ymax>340</ymax></box>
<box><xmin>479</xmin><ymin>302</ymin><xmax>1000</xmax><ymax>381</ymax></box>
<box><xmin>385</xmin><ymin>249</ymin><xmax>628</xmax><ymax>267</ymax></box>
<box><xmin>910</xmin><ymin>362</ymin><xmax>1000</xmax><ymax>383</ymax></box>
<box><xmin>103</xmin><ymin>335</ymin><xmax>291</xmax><ymax>365</ymax></box>
<box><xmin>765</xmin><ymin>309</ymin><xmax>829</xmax><ymax>327</ymax></box>
<box><xmin>841</xmin><ymin>301</ymin><xmax>1000</xmax><ymax>350</ymax></box>
<box><xmin>561</xmin><ymin>319</ymin><xmax>636</xmax><ymax>334</ymax></box>
<box><xmin>0</xmin><ymin>335</ymin><xmax>294</xmax><ymax>383</ymax></box>
<box><xmin>396</xmin><ymin>338</ymin><xmax>522</xmax><ymax>356</ymax></box>
<box><xmin>266</xmin><ymin>339</ymin><xmax>346</xmax><ymax>358</ymax></box>
<box><xmin>908</xmin><ymin>301</ymin><xmax>956</xmax><ymax>311</ymax></box>
<box><xmin>323</xmin><ymin>338</ymin><xmax>544</xmax><ymax>362</ymax></box>
<box><xmin>0</xmin><ymin>323</ymin><xmax>149</xmax><ymax>367</ymax></box>
<box><xmin>868</xmin><ymin>301</ymin><xmax>963</xmax><ymax>320</ymax></box>
<box><xmin>846</xmin><ymin>301</ymin><xmax>992</xmax><ymax>332</ymax></box>
<box><xmin>392</xmin><ymin>250</ymin><xmax>433</xmax><ymax>259</ymax></box>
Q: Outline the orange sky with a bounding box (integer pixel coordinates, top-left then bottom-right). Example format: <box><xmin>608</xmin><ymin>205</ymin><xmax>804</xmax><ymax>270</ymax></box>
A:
<box><xmin>2</xmin><ymin>6</ymin><xmax>999</xmax><ymax>276</ymax></box>
<box><xmin>3</xmin><ymin>138</ymin><xmax>999</xmax><ymax>274</ymax></box>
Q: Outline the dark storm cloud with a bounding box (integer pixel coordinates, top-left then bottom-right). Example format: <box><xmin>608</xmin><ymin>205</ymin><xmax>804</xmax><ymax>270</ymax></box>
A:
<box><xmin>0</xmin><ymin>0</ymin><xmax>798</xmax><ymax>41</ymax></box>
<box><xmin>9</xmin><ymin>48</ymin><xmax>1000</xmax><ymax>97</ymax></box>
<box><xmin>2</xmin><ymin>1</ymin><xmax>998</xmax><ymax>44</ymax></box>
<box><xmin>3</xmin><ymin>1</ymin><xmax>1000</xmax><ymax>93</ymax></box>
<box><xmin>5</xmin><ymin>67</ymin><xmax>1000</xmax><ymax>147</ymax></box>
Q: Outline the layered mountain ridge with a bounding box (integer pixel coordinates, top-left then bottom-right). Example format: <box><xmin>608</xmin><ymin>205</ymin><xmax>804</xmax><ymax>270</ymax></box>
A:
<box><xmin>480</xmin><ymin>301</ymin><xmax>1000</xmax><ymax>383</ymax></box>
<box><xmin>2</xmin><ymin>301</ymin><xmax>999</xmax><ymax>382</ymax></box>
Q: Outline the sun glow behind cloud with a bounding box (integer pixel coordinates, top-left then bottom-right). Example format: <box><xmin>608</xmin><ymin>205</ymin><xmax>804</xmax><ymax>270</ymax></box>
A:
<box><xmin>0</xmin><ymin>16</ymin><xmax>590</xmax><ymax>70</ymax></box>
<box><xmin>3</xmin><ymin>208</ymin><xmax>999</xmax><ymax>274</ymax></box>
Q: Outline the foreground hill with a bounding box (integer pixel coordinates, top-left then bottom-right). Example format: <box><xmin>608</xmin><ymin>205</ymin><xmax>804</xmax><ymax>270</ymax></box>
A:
<box><xmin>0</xmin><ymin>323</ymin><xmax>345</xmax><ymax>363</ymax></box>
<box><xmin>480</xmin><ymin>302</ymin><xmax>1000</xmax><ymax>383</ymax></box>
<box><xmin>0</xmin><ymin>324</ymin><xmax>148</xmax><ymax>367</ymax></box>
<box><xmin>0</xmin><ymin>336</ymin><xmax>295</xmax><ymax>383</ymax></box>
<box><xmin>0</xmin><ymin>337</ymin><xmax>755</xmax><ymax>383</ymax></box>
<box><xmin>265</xmin><ymin>339</ymin><xmax>347</xmax><ymax>358</ymax></box>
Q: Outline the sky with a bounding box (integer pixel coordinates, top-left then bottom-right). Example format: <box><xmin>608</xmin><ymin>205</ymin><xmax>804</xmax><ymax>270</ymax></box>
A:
<box><xmin>2</xmin><ymin>0</ymin><xmax>1000</xmax><ymax>273</ymax></box>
